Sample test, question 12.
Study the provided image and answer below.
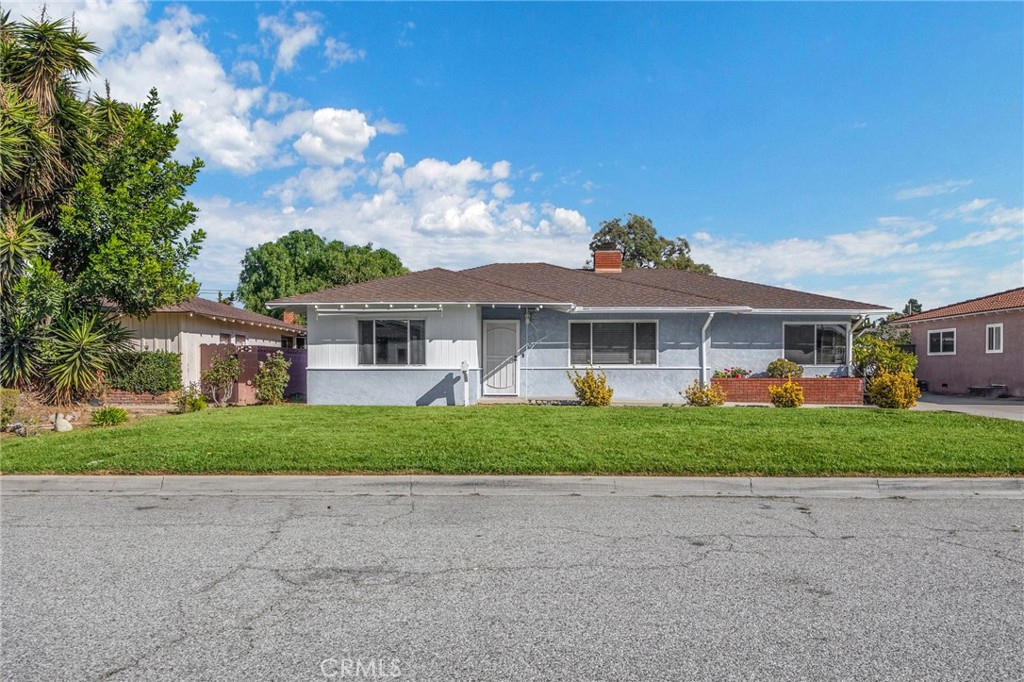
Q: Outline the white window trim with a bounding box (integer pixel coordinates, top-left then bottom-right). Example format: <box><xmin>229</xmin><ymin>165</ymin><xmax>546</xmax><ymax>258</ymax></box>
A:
<box><xmin>567</xmin><ymin>319</ymin><xmax>660</xmax><ymax>367</ymax></box>
<box><xmin>782</xmin><ymin>322</ymin><xmax>850</xmax><ymax>366</ymax></box>
<box><xmin>927</xmin><ymin>328</ymin><xmax>957</xmax><ymax>356</ymax></box>
<box><xmin>986</xmin><ymin>323</ymin><xmax>1003</xmax><ymax>354</ymax></box>
<box><xmin>358</xmin><ymin>319</ymin><xmax>427</xmax><ymax>366</ymax></box>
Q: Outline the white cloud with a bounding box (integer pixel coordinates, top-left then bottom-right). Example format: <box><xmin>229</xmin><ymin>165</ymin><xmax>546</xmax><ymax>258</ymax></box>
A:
<box><xmin>96</xmin><ymin>6</ymin><xmax>278</xmax><ymax>173</ymax></box>
<box><xmin>292</xmin><ymin>108</ymin><xmax>376</xmax><ymax>165</ymax></box>
<box><xmin>324</xmin><ymin>37</ymin><xmax>366</xmax><ymax>66</ymax></box>
<box><xmin>257</xmin><ymin>11</ymin><xmax>322</xmax><ymax>74</ymax></box>
<box><xmin>373</xmin><ymin>118</ymin><xmax>406</xmax><ymax>135</ymax></box>
<box><xmin>894</xmin><ymin>179</ymin><xmax>972</xmax><ymax>200</ymax></box>
<box><xmin>36</xmin><ymin>0</ymin><xmax>150</xmax><ymax>52</ymax></box>
<box><xmin>266</xmin><ymin>167</ymin><xmax>358</xmax><ymax>205</ymax></box>
<box><xmin>936</xmin><ymin>227</ymin><xmax>1020</xmax><ymax>251</ymax></box>
<box><xmin>190</xmin><ymin>156</ymin><xmax>594</xmax><ymax>290</ymax></box>
<box><xmin>988</xmin><ymin>206</ymin><xmax>1023</xmax><ymax>227</ymax></box>
<box><xmin>492</xmin><ymin>182</ymin><xmax>514</xmax><ymax>200</ymax></box>
<box><xmin>231</xmin><ymin>60</ymin><xmax>261</xmax><ymax>83</ymax></box>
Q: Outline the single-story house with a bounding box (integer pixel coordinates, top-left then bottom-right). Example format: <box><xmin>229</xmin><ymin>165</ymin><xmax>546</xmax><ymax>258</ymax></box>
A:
<box><xmin>120</xmin><ymin>297</ymin><xmax>306</xmax><ymax>386</ymax></box>
<box><xmin>267</xmin><ymin>251</ymin><xmax>887</xmax><ymax>406</ymax></box>
<box><xmin>894</xmin><ymin>287</ymin><xmax>1023</xmax><ymax>397</ymax></box>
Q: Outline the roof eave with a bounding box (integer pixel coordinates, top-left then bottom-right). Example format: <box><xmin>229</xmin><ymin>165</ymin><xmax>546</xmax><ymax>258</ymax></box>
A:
<box><xmin>894</xmin><ymin>306</ymin><xmax>1024</xmax><ymax>325</ymax></box>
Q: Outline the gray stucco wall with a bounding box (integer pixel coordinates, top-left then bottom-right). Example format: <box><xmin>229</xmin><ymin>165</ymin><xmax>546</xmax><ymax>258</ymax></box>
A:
<box><xmin>308</xmin><ymin>369</ymin><xmax>481</xmax><ymax>406</ymax></box>
<box><xmin>306</xmin><ymin>307</ymin><xmax>854</xmax><ymax>405</ymax></box>
<box><xmin>709</xmin><ymin>313</ymin><xmax>852</xmax><ymax>378</ymax></box>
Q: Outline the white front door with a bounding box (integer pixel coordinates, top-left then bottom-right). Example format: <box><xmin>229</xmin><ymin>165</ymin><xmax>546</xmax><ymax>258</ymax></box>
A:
<box><xmin>483</xmin><ymin>320</ymin><xmax>519</xmax><ymax>396</ymax></box>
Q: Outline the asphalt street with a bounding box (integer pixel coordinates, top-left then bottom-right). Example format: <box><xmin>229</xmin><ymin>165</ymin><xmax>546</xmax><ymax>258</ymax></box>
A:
<box><xmin>2</xmin><ymin>487</ymin><xmax>1022</xmax><ymax>681</ymax></box>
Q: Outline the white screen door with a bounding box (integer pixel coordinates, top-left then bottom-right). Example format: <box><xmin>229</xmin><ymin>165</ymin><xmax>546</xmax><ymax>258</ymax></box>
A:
<box><xmin>483</xmin><ymin>320</ymin><xmax>519</xmax><ymax>396</ymax></box>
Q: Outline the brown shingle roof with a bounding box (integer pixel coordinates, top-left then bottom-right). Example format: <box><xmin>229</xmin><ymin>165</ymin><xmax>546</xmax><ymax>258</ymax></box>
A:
<box><xmin>461</xmin><ymin>263</ymin><xmax>735</xmax><ymax>308</ymax></box>
<box><xmin>269</xmin><ymin>268</ymin><xmax>566</xmax><ymax>305</ymax></box>
<box><xmin>153</xmin><ymin>297</ymin><xmax>305</xmax><ymax>333</ymax></box>
<box><xmin>896</xmin><ymin>287</ymin><xmax>1024</xmax><ymax>324</ymax></box>
<box><xmin>614</xmin><ymin>268</ymin><xmax>887</xmax><ymax>310</ymax></box>
<box><xmin>270</xmin><ymin>262</ymin><xmax>889</xmax><ymax>312</ymax></box>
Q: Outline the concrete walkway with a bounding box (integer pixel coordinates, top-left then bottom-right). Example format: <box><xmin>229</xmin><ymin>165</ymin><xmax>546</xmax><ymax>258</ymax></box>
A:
<box><xmin>2</xmin><ymin>475</ymin><xmax>1020</xmax><ymax>499</ymax></box>
<box><xmin>912</xmin><ymin>392</ymin><xmax>1024</xmax><ymax>421</ymax></box>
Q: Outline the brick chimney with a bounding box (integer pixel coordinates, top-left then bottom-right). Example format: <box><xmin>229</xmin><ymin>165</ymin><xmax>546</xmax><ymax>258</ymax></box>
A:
<box><xmin>282</xmin><ymin>311</ymin><xmax>299</xmax><ymax>325</ymax></box>
<box><xmin>593</xmin><ymin>250</ymin><xmax>623</xmax><ymax>273</ymax></box>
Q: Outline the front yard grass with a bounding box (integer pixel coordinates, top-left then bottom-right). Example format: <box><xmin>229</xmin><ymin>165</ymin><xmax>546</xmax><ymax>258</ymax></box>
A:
<box><xmin>1</xmin><ymin>404</ymin><xmax>1022</xmax><ymax>476</ymax></box>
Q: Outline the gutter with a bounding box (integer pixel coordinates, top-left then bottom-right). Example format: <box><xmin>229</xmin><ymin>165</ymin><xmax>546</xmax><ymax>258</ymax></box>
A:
<box><xmin>700</xmin><ymin>312</ymin><xmax>715</xmax><ymax>386</ymax></box>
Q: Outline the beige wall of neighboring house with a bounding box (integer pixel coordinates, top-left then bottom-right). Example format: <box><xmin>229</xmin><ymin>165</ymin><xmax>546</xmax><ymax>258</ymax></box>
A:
<box><xmin>121</xmin><ymin>313</ymin><xmax>289</xmax><ymax>386</ymax></box>
<box><xmin>909</xmin><ymin>310</ymin><xmax>1023</xmax><ymax>397</ymax></box>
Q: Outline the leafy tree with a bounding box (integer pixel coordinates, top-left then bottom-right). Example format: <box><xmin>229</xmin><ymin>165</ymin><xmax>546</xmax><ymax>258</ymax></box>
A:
<box><xmin>588</xmin><ymin>213</ymin><xmax>714</xmax><ymax>273</ymax></box>
<box><xmin>0</xmin><ymin>13</ymin><xmax>204</xmax><ymax>400</ymax></box>
<box><xmin>852</xmin><ymin>335</ymin><xmax>917</xmax><ymax>380</ymax></box>
<box><xmin>236</xmin><ymin>230</ymin><xmax>407</xmax><ymax>318</ymax></box>
<box><xmin>54</xmin><ymin>91</ymin><xmax>205</xmax><ymax>317</ymax></box>
<box><xmin>902</xmin><ymin>298</ymin><xmax>922</xmax><ymax>316</ymax></box>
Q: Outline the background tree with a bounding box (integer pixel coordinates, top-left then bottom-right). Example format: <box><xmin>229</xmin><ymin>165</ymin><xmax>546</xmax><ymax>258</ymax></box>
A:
<box><xmin>236</xmin><ymin>230</ymin><xmax>407</xmax><ymax>319</ymax></box>
<box><xmin>0</xmin><ymin>13</ymin><xmax>204</xmax><ymax>400</ymax></box>
<box><xmin>588</xmin><ymin>213</ymin><xmax>714</xmax><ymax>273</ymax></box>
<box><xmin>902</xmin><ymin>298</ymin><xmax>922</xmax><ymax>316</ymax></box>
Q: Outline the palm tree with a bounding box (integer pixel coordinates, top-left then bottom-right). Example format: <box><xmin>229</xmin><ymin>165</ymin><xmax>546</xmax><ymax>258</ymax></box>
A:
<box><xmin>0</xmin><ymin>10</ymin><xmax>99</xmax><ymax>214</ymax></box>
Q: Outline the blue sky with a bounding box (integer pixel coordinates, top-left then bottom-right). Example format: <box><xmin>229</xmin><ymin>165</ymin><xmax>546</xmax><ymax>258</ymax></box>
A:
<box><xmin>21</xmin><ymin>1</ymin><xmax>1024</xmax><ymax>310</ymax></box>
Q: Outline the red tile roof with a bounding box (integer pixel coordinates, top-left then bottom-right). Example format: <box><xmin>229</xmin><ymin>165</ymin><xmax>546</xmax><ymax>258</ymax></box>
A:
<box><xmin>153</xmin><ymin>297</ymin><xmax>306</xmax><ymax>333</ymax></box>
<box><xmin>896</xmin><ymin>287</ymin><xmax>1024</xmax><ymax>324</ymax></box>
<box><xmin>270</xmin><ymin>262</ymin><xmax>889</xmax><ymax>312</ymax></box>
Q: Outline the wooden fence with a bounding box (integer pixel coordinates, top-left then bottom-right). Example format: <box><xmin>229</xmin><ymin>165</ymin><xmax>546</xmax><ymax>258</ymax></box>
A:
<box><xmin>199</xmin><ymin>344</ymin><xmax>307</xmax><ymax>405</ymax></box>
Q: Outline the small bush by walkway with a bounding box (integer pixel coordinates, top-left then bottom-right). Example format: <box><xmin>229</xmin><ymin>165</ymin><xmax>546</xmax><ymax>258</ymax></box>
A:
<box><xmin>1</xmin><ymin>405</ymin><xmax>1021</xmax><ymax>476</ymax></box>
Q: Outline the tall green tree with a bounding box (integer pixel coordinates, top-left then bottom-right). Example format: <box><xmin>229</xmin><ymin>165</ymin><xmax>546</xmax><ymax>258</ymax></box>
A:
<box><xmin>236</xmin><ymin>230</ymin><xmax>407</xmax><ymax>318</ymax></box>
<box><xmin>588</xmin><ymin>213</ymin><xmax>714</xmax><ymax>273</ymax></box>
<box><xmin>0</xmin><ymin>13</ymin><xmax>204</xmax><ymax>398</ymax></box>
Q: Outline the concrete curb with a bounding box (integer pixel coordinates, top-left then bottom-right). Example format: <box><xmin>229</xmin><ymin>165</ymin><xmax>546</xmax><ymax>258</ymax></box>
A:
<box><xmin>1</xmin><ymin>475</ymin><xmax>1021</xmax><ymax>499</ymax></box>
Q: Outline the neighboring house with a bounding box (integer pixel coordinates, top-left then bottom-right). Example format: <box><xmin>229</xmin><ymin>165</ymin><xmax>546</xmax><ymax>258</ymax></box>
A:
<box><xmin>267</xmin><ymin>251</ymin><xmax>887</xmax><ymax>406</ymax></box>
<box><xmin>120</xmin><ymin>297</ymin><xmax>306</xmax><ymax>386</ymax></box>
<box><xmin>894</xmin><ymin>287</ymin><xmax>1023</xmax><ymax>397</ymax></box>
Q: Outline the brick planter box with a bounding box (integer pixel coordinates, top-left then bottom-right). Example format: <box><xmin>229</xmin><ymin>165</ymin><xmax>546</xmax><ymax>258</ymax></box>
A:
<box><xmin>104</xmin><ymin>389</ymin><xmax>179</xmax><ymax>405</ymax></box>
<box><xmin>712</xmin><ymin>377</ymin><xmax>864</xmax><ymax>405</ymax></box>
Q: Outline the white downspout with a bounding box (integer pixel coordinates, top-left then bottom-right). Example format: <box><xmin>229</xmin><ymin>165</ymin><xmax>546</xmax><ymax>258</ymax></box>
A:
<box><xmin>700</xmin><ymin>312</ymin><xmax>715</xmax><ymax>386</ymax></box>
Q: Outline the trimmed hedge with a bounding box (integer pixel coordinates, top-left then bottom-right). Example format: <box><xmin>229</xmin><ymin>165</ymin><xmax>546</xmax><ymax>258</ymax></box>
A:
<box><xmin>107</xmin><ymin>351</ymin><xmax>182</xmax><ymax>394</ymax></box>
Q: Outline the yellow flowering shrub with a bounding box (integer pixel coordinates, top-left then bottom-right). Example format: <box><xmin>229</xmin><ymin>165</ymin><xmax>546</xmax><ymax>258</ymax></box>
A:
<box><xmin>768</xmin><ymin>378</ymin><xmax>804</xmax><ymax>408</ymax></box>
<box><xmin>567</xmin><ymin>368</ymin><xmax>614</xmax><ymax>406</ymax></box>
<box><xmin>683</xmin><ymin>380</ymin><xmax>727</xmax><ymax>407</ymax></box>
<box><xmin>867</xmin><ymin>371</ymin><xmax>921</xmax><ymax>409</ymax></box>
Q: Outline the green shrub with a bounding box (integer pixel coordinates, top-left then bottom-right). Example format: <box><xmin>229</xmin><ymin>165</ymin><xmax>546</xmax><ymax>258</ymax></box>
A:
<box><xmin>201</xmin><ymin>350</ymin><xmax>241</xmax><ymax>406</ymax></box>
<box><xmin>853</xmin><ymin>336</ymin><xmax>917</xmax><ymax>378</ymax></box>
<box><xmin>766</xmin><ymin>358</ymin><xmax>804</xmax><ymax>378</ymax></box>
<box><xmin>769</xmin><ymin>378</ymin><xmax>804</xmax><ymax>407</ymax></box>
<box><xmin>867</xmin><ymin>370</ymin><xmax>921</xmax><ymax>409</ymax></box>
<box><xmin>107</xmin><ymin>350</ymin><xmax>182</xmax><ymax>394</ymax></box>
<box><xmin>253</xmin><ymin>351</ymin><xmax>292</xmax><ymax>405</ymax></box>
<box><xmin>683</xmin><ymin>380</ymin><xmax>727</xmax><ymax>406</ymax></box>
<box><xmin>713</xmin><ymin>367</ymin><xmax>750</xmax><ymax>379</ymax></box>
<box><xmin>566</xmin><ymin>367</ymin><xmax>613</xmax><ymax>406</ymax></box>
<box><xmin>91</xmin><ymin>406</ymin><xmax>129</xmax><ymax>427</ymax></box>
<box><xmin>1</xmin><ymin>388</ymin><xmax>18</xmax><ymax>428</ymax></box>
<box><xmin>176</xmin><ymin>383</ymin><xmax>207</xmax><ymax>413</ymax></box>
<box><xmin>46</xmin><ymin>310</ymin><xmax>133</xmax><ymax>403</ymax></box>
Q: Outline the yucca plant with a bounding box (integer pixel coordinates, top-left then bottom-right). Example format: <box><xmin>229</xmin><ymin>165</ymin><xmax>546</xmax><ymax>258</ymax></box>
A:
<box><xmin>45</xmin><ymin>309</ymin><xmax>131</xmax><ymax>403</ymax></box>
<box><xmin>0</xmin><ymin>309</ymin><xmax>44</xmax><ymax>388</ymax></box>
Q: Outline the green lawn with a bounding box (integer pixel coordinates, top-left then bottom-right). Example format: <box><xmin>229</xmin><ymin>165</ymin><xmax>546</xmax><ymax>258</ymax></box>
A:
<box><xmin>1</xmin><ymin>404</ymin><xmax>1022</xmax><ymax>476</ymax></box>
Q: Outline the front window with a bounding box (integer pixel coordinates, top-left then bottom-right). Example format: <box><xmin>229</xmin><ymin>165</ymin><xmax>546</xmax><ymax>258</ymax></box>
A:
<box><xmin>986</xmin><ymin>324</ymin><xmax>1003</xmax><ymax>354</ymax></box>
<box><xmin>784</xmin><ymin>324</ymin><xmax>848</xmax><ymax>365</ymax></box>
<box><xmin>927</xmin><ymin>329</ymin><xmax>956</xmax><ymax>356</ymax></box>
<box><xmin>358</xmin><ymin>320</ymin><xmax>426</xmax><ymax>365</ymax></box>
<box><xmin>570</xmin><ymin>322</ymin><xmax>657</xmax><ymax>365</ymax></box>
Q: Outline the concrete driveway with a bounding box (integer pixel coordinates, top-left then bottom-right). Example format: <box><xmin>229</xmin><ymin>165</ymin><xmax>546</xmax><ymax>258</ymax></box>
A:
<box><xmin>912</xmin><ymin>392</ymin><xmax>1024</xmax><ymax>421</ymax></box>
